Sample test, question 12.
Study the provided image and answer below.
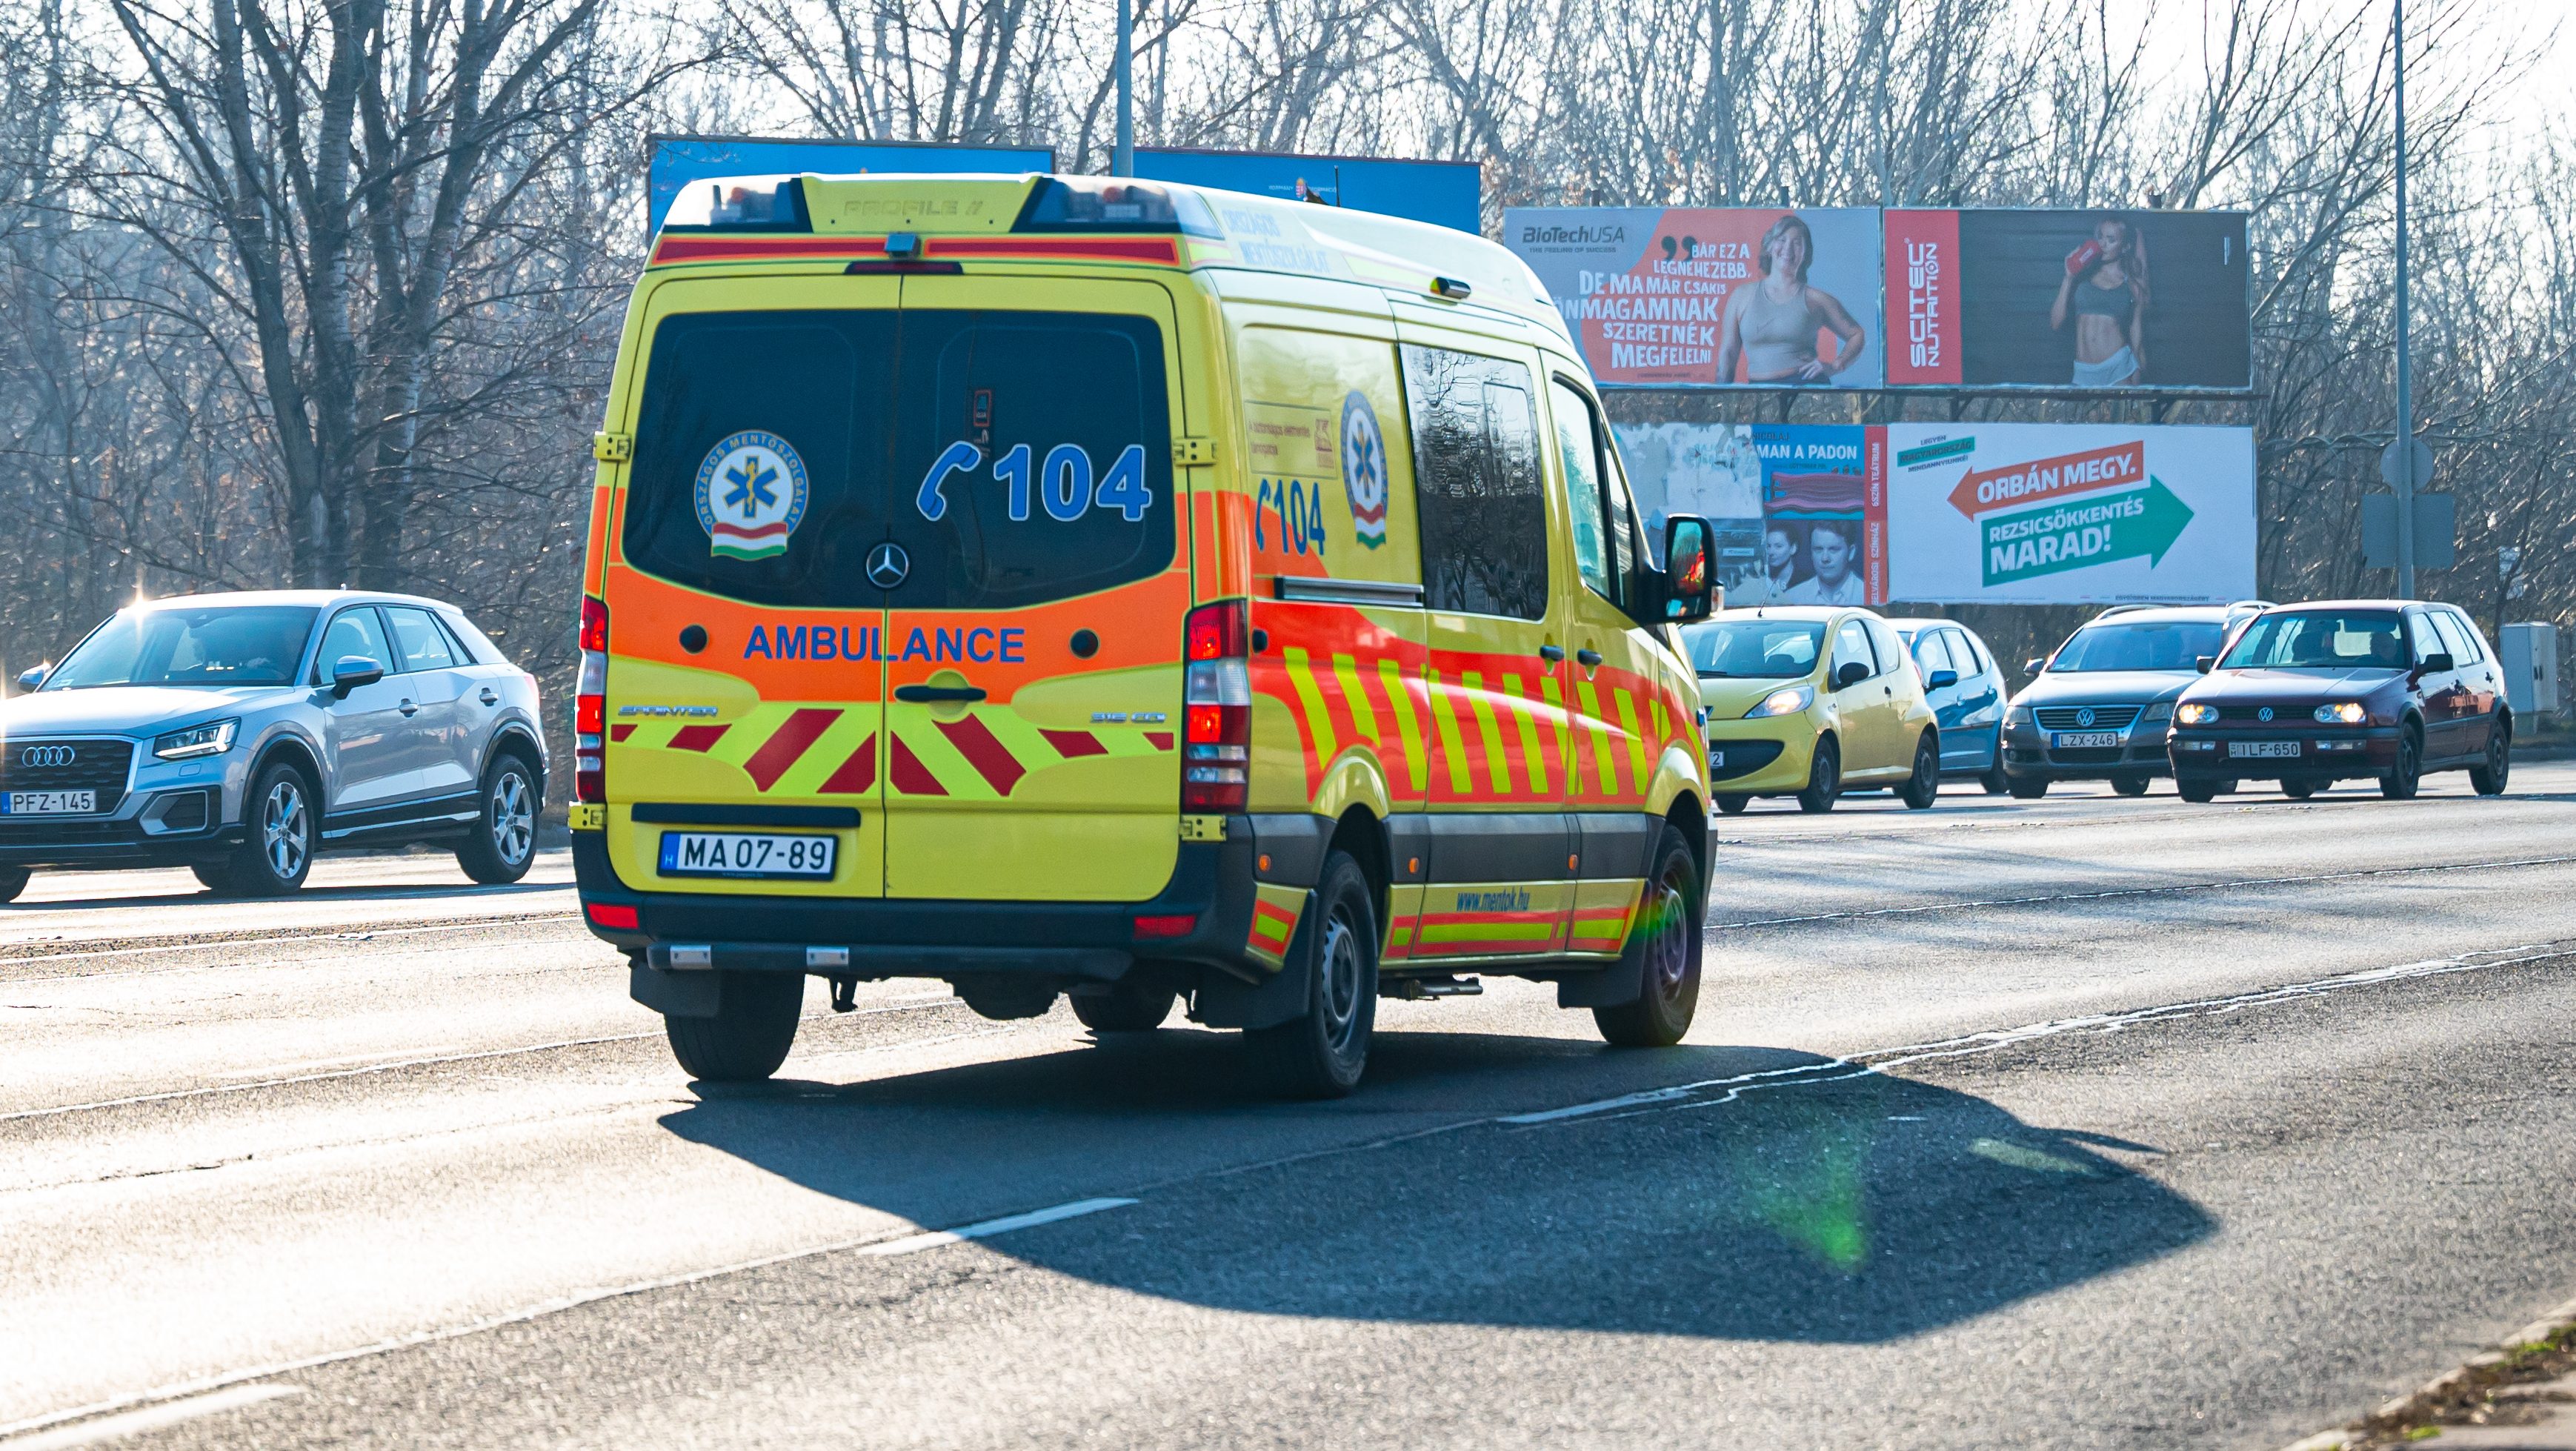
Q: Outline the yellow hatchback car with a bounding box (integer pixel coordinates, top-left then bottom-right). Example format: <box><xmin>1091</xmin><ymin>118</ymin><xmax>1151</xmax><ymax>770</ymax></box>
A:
<box><xmin>1683</xmin><ymin>607</ymin><xmax>1940</xmax><ymax>814</ymax></box>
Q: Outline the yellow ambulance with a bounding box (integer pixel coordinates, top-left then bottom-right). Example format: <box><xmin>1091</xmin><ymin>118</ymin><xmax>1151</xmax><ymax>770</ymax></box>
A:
<box><xmin>572</xmin><ymin>173</ymin><xmax>1718</xmax><ymax>1095</ymax></box>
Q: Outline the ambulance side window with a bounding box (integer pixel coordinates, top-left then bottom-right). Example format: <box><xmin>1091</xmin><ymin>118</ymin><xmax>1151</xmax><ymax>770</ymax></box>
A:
<box><xmin>1401</xmin><ymin>345</ymin><xmax>1548</xmax><ymax>621</ymax></box>
<box><xmin>1550</xmin><ymin>378</ymin><xmax>1648</xmax><ymax>623</ymax></box>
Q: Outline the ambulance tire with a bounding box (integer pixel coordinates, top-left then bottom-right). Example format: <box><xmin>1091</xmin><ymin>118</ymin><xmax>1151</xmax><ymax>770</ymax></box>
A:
<box><xmin>1246</xmin><ymin>851</ymin><xmax>1377</xmax><ymax>1098</ymax></box>
<box><xmin>1592</xmin><ymin>825</ymin><xmax>1704</xmax><ymax>1049</ymax></box>
<box><xmin>0</xmin><ymin>867</ymin><xmax>27</xmax><ymax>903</ymax></box>
<box><xmin>1072</xmin><ymin>979</ymin><xmax>1176</xmax><ymax>1034</ymax></box>
<box><xmin>664</xmin><ymin>971</ymin><xmax>803</xmax><ymax>1083</ymax></box>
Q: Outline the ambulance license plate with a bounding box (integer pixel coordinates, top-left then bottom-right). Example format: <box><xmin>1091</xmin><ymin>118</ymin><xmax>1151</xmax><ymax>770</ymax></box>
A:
<box><xmin>4</xmin><ymin>790</ymin><xmax>95</xmax><ymax>814</ymax></box>
<box><xmin>658</xmin><ymin>831</ymin><xmax>836</xmax><ymax>879</ymax></box>
<box><xmin>2229</xmin><ymin>740</ymin><xmax>2300</xmax><ymax>760</ymax></box>
<box><xmin>2051</xmin><ymin>731</ymin><xmax>2124</xmax><ymax>750</ymax></box>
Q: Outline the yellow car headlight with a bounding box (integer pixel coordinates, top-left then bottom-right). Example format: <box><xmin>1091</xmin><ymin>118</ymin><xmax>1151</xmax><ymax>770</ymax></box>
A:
<box><xmin>2175</xmin><ymin>702</ymin><xmax>2218</xmax><ymax>726</ymax></box>
<box><xmin>1745</xmin><ymin>684</ymin><xmax>1815</xmax><ymax>719</ymax></box>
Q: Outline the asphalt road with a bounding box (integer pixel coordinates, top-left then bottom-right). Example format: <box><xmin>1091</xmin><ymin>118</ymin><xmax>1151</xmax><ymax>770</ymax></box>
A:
<box><xmin>4</xmin><ymin>769</ymin><xmax>2573</xmax><ymax>1449</ymax></box>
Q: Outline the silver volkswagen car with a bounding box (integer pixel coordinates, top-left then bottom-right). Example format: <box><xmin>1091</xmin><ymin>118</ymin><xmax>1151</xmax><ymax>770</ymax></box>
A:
<box><xmin>0</xmin><ymin>590</ymin><xmax>545</xmax><ymax>900</ymax></box>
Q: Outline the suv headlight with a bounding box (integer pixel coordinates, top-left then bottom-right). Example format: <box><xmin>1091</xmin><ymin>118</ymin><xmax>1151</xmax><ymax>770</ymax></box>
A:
<box><xmin>2314</xmin><ymin>702</ymin><xmax>2367</xmax><ymax>725</ymax></box>
<box><xmin>1745</xmin><ymin>684</ymin><xmax>1814</xmax><ymax>719</ymax></box>
<box><xmin>2175</xmin><ymin>703</ymin><xmax>2218</xmax><ymax>726</ymax></box>
<box><xmin>153</xmin><ymin>719</ymin><xmax>238</xmax><ymax>760</ymax></box>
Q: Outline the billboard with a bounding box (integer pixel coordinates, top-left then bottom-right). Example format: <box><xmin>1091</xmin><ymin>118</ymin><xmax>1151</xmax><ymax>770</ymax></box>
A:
<box><xmin>1614</xmin><ymin>421</ymin><xmax>2254</xmax><ymax>605</ymax></box>
<box><xmin>1134</xmin><ymin>148</ymin><xmax>1481</xmax><ymax>233</ymax></box>
<box><xmin>1506</xmin><ymin>208</ymin><xmax>1884</xmax><ymax>388</ymax></box>
<box><xmin>1614</xmin><ymin>423</ymin><xmax>1888</xmax><ymax>605</ymax></box>
<box><xmin>1886</xmin><ymin>210</ymin><xmax>2250</xmax><ymax>388</ymax></box>
<box><xmin>1506</xmin><ymin>206</ymin><xmax>2251</xmax><ymax>391</ymax></box>
<box><xmin>648</xmin><ymin>136</ymin><xmax>1057</xmax><ymax>232</ymax></box>
<box><xmin>1883</xmin><ymin>423</ymin><xmax>2255</xmax><ymax>603</ymax></box>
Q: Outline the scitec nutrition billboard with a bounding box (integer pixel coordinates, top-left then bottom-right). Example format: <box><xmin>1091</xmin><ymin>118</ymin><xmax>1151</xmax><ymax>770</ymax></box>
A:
<box><xmin>1502</xmin><ymin>207</ymin><xmax>1885</xmax><ymax>388</ymax></box>
<box><xmin>1614</xmin><ymin>422</ymin><xmax>2255</xmax><ymax>606</ymax></box>
<box><xmin>1508</xmin><ymin>207</ymin><xmax>2250</xmax><ymax>391</ymax></box>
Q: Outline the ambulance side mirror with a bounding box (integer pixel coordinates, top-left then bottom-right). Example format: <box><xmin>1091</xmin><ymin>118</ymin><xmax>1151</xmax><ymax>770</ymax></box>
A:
<box><xmin>1662</xmin><ymin>515</ymin><xmax>1716</xmax><ymax>623</ymax></box>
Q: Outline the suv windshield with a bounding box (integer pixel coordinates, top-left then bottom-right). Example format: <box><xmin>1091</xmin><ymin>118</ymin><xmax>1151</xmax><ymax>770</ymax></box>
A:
<box><xmin>1683</xmin><ymin>619</ymin><xmax>1826</xmax><ymax>678</ymax></box>
<box><xmin>47</xmin><ymin>606</ymin><xmax>317</xmax><ymax>689</ymax></box>
<box><xmin>2219</xmin><ymin>611</ymin><xmax>2407</xmax><ymax>671</ymax></box>
<box><xmin>2050</xmin><ymin>620</ymin><xmax>2224</xmax><ymax>672</ymax></box>
<box><xmin>624</xmin><ymin>308</ymin><xmax>1173</xmax><ymax>610</ymax></box>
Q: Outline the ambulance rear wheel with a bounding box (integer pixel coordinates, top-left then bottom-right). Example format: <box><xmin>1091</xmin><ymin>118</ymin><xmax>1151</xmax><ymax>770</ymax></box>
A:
<box><xmin>665</xmin><ymin>971</ymin><xmax>803</xmax><ymax>1083</ymax></box>
<box><xmin>1247</xmin><ymin>851</ymin><xmax>1377</xmax><ymax>1098</ymax></box>
<box><xmin>1073</xmin><ymin>979</ymin><xmax>1176</xmax><ymax>1034</ymax></box>
<box><xmin>1593</xmin><ymin>825</ymin><xmax>1704</xmax><ymax>1049</ymax></box>
<box><xmin>0</xmin><ymin>867</ymin><xmax>27</xmax><ymax>903</ymax></box>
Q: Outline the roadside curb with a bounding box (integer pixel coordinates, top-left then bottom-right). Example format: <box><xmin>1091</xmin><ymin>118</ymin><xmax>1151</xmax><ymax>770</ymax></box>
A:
<box><xmin>2274</xmin><ymin>1295</ymin><xmax>2576</xmax><ymax>1450</ymax></box>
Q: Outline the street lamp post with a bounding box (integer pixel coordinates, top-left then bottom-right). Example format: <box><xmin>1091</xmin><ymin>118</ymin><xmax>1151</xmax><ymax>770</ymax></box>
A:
<box><xmin>1113</xmin><ymin>0</ymin><xmax>1135</xmax><ymax>178</ymax></box>
<box><xmin>2392</xmin><ymin>0</ymin><xmax>2416</xmax><ymax>597</ymax></box>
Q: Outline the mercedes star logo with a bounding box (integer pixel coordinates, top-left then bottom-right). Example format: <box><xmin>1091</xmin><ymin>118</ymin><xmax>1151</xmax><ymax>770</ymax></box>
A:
<box><xmin>19</xmin><ymin>744</ymin><xmax>75</xmax><ymax>768</ymax></box>
<box><xmin>865</xmin><ymin>541</ymin><xmax>910</xmax><ymax>590</ymax></box>
<box><xmin>2076</xmin><ymin>707</ymin><xmax>2097</xmax><ymax>728</ymax></box>
<box><xmin>2257</xmin><ymin>706</ymin><xmax>2274</xmax><ymax>723</ymax></box>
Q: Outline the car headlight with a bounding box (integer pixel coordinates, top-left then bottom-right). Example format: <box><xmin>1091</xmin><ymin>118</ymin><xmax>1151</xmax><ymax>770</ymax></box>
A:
<box><xmin>2174</xmin><ymin>703</ymin><xmax>2218</xmax><ymax>726</ymax></box>
<box><xmin>2006</xmin><ymin>701</ymin><xmax>2032</xmax><ymax>728</ymax></box>
<box><xmin>153</xmin><ymin>719</ymin><xmax>238</xmax><ymax>760</ymax></box>
<box><xmin>2314</xmin><ymin>702</ymin><xmax>2367</xmax><ymax>725</ymax></box>
<box><xmin>2143</xmin><ymin>700</ymin><xmax>2174</xmax><ymax>722</ymax></box>
<box><xmin>1745</xmin><ymin>684</ymin><xmax>1814</xmax><ymax>719</ymax></box>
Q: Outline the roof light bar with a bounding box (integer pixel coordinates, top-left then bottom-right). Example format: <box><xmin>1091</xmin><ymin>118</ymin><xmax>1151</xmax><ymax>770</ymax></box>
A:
<box><xmin>1014</xmin><ymin>177</ymin><xmax>1220</xmax><ymax>238</ymax></box>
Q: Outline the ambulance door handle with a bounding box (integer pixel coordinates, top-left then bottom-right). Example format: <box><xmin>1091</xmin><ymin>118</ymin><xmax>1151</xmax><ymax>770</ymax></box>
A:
<box><xmin>1537</xmin><ymin>644</ymin><xmax>1565</xmax><ymax>663</ymax></box>
<box><xmin>1576</xmin><ymin>648</ymin><xmax>1603</xmax><ymax>668</ymax></box>
<box><xmin>893</xmin><ymin>684</ymin><xmax>988</xmax><ymax>703</ymax></box>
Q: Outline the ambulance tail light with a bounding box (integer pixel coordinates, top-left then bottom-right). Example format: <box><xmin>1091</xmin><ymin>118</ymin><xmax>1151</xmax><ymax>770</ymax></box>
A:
<box><xmin>1182</xmin><ymin>600</ymin><xmax>1250</xmax><ymax>812</ymax></box>
<box><xmin>575</xmin><ymin>596</ymin><xmax>608</xmax><ymax>804</ymax></box>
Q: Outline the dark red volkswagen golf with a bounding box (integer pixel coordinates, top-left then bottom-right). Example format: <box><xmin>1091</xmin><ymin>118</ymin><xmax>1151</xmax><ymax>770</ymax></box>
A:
<box><xmin>2166</xmin><ymin>600</ymin><xmax>2512</xmax><ymax>803</ymax></box>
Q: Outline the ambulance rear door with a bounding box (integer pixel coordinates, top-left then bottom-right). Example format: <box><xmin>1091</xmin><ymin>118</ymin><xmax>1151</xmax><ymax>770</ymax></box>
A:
<box><xmin>876</xmin><ymin>273</ymin><xmax>1190</xmax><ymax>902</ymax></box>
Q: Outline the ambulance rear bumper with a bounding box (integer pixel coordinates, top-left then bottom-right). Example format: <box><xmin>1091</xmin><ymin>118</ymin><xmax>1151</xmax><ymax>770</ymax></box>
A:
<box><xmin>572</xmin><ymin>828</ymin><xmax>1260</xmax><ymax>983</ymax></box>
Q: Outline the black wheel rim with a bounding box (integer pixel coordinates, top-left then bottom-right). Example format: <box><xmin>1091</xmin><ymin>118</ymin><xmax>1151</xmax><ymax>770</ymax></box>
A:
<box><xmin>1317</xmin><ymin>901</ymin><xmax>1365</xmax><ymax>1055</ymax></box>
<box><xmin>1815</xmin><ymin>744</ymin><xmax>1839</xmax><ymax>796</ymax></box>
<box><xmin>2489</xmin><ymin>734</ymin><xmax>2508</xmax><ymax>783</ymax></box>
<box><xmin>1642</xmin><ymin>861</ymin><xmax>1693</xmax><ymax>1002</ymax></box>
<box><xmin>1914</xmin><ymin>740</ymin><xmax>1937</xmax><ymax>793</ymax></box>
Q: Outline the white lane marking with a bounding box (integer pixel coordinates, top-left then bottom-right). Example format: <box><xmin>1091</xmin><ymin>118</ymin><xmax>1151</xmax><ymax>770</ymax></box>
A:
<box><xmin>1714</xmin><ymin>854</ymin><xmax>2576</xmax><ymax>932</ymax></box>
<box><xmin>215</xmin><ymin>1047</ymin><xmax>465</xmax><ymax>1079</ymax></box>
<box><xmin>0</xmin><ymin>913</ymin><xmax>585</xmax><ymax>980</ymax></box>
<box><xmin>0</xmin><ymin>1383</ymin><xmax>302</xmax><ymax>1449</ymax></box>
<box><xmin>1505</xmin><ymin>943</ymin><xmax>2573</xmax><ymax>1127</ymax></box>
<box><xmin>857</xmin><ymin>1198</ymin><xmax>1139</xmax><ymax>1258</ymax></box>
<box><xmin>0</xmin><ymin>1194</ymin><xmax>1132</xmax><ymax>1441</ymax></box>
<box><xmin>0</xmin><ymin>998</ymin><xmax>966</xmax><ymax>1124</ymax></box>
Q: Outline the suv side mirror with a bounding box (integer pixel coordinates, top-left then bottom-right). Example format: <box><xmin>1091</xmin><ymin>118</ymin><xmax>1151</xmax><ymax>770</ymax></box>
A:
<box><xmin>1834</xmin><ymin>660</ymin><xmax>1870</xmax><ymax>690</ymax></box>
<box><xmin>2416</xmin><ymin>651</ymin><xmax>2454</xmax><ymax>675</ymax></box>
<box><xmin>2194</xmin><ymin>655</ymin><xmax>2215</xmax><ymax>674</ymax></box>
<box><xmin>14</xmin><ymin>665</ymin><xmax>45</xmax><ymax>692</ymax></box>
<box><xmin>1661</xmin><ymin>514</ymin><xmax>1716</xmax><ymax>622</ymax></box>
<box><xmin>330</xmin><ymin>655</ymin><xmax>386</xmax><ymax>697</ymax></box>
<box><xmin>1926</xmin><ymin>668</ymin><xmax>1958</xmax><ymax>691</ymax></box>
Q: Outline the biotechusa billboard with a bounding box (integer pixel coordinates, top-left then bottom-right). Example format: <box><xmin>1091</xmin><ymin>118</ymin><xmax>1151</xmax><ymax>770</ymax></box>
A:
<box><xmin>1614</xmin><ymin>422</ymin><xmax>2256</xmax><ymax>605</ymax></box>
<box><xmin>1507</xmin><ymin>207</ymin><xmax>2251</xmax><ymax>391</ymax></box>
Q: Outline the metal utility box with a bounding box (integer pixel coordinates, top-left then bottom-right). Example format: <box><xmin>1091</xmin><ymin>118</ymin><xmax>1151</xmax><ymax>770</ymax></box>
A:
<box><xmin>2500</xmin><ymin>622</ymin><xmax>2560</xmax><ymax>716</ymax></box>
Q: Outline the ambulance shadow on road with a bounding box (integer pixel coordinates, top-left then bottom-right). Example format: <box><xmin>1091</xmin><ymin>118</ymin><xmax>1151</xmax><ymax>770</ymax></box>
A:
<box><xmin>661</xmin><ymin>1033</ymin><xmax>2214</xmax><ymax>1344</ymax></box>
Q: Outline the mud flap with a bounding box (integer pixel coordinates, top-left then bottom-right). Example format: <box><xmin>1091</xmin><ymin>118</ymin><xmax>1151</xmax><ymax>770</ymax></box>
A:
<box><xmin>631</xmin><ymin>961</ymin><xmax>722</xmax><ymax>1018</ymax></box>
<box><xmin>1190</xmin><ymin>889</ymin><xmax>1316</xmax><ymax>1030</ymax></box>
<box><xmin>1552</xmin><ymin>954</ymin><xmax>1644</xmax><ymax>1009</ymax></box>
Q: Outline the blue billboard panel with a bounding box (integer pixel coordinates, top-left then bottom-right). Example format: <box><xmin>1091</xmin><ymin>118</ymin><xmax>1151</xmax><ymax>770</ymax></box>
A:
<box><xmin>1132</xmin><ymin>148</ymin><xmax>1482</xmax><ymax>233</ymax></box>
<box><xmin>648</xmin><ymin>135</ymin><xmax>1056</xmax><ymax>232</ymax></box>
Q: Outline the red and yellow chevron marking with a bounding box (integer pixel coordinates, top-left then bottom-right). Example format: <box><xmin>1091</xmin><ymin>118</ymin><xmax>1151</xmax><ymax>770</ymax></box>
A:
<box><xmin>1246</xmin><ymin>883</ymin><xmax>1305</xmax><ymax>966</ymax></box>
<box><xmin>616</xmin><ymin>705</ymin><xmax>1171</xmax><ymax>800</ymax></box>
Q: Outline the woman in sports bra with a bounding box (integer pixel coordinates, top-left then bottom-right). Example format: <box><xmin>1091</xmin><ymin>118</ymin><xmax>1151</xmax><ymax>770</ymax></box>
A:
<box><xmin>2051</xmin><ymin>216</ymin><xmax>2149</xmax><ymax>385</ymax></box>
<box><xmin>1715</xmin><ymin>214</ymin><xmax>1868</xmax><ymax>384</ymax></box>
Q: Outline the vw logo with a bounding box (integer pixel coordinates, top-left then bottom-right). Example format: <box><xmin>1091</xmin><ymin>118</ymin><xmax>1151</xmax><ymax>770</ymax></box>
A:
<box><xmin>19</xmin><ymin>745</ymin><xmax>75</xmax><ymax>768</ymax></box>
<box><xmin>2075</xmin><ymin>707</ymin><xmax>2097</xmax><ymax>728</ymax></box>
<box><xmin>2257</xmin><ymin>706</ymin><xmax>2274</xmax><ymax>723</ymax></box>
<box><xmin>865</xmin><ymin>541</ymin><xmax>910</xmax><ymax>590</ymax></box>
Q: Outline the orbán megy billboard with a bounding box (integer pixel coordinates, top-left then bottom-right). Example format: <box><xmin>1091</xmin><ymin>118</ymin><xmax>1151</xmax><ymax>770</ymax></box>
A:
<box><xmin>1505</xmin><ymin>208</ymin><xmax>1885</xmax><ymax>388</ymax></box>
<box><xmin>1508</xmin><ymin>206</ymin><xmax>2250</xmax><ymax>392</ymax></box>
<box><xmin>648</xmin><ymin>136</ymin><xmax>1057</xmax><ymax>233</ymax></box>
<box><xmin>1884</xmin><ymin>210</ymin><xmax>2250</xmax><ymax>389</ymax></box>
<box><xmin>1614</xmin><ymin>421</ymin><xmax>2254</xmax><ymax>605</ymax></box>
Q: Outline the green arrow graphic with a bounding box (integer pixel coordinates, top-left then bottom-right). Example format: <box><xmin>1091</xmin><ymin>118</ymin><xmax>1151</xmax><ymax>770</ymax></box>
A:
<box><xmin>1980</xmin><ymin>477</ymin><xmax>2194</xmax><ymax>586</ymax></box>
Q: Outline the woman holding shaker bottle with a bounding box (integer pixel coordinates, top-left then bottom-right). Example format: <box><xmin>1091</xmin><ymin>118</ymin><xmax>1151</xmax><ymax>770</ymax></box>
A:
<box><xmin>2051</xmin><ymin>216</ymin><xmax>2149</xmax><ymax>386</ymax></box>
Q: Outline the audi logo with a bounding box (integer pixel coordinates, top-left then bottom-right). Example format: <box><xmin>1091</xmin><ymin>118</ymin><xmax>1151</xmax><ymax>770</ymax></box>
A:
<box><xmin>19</xmin><ymin>745</ymin><xmax>76</xmax><ymax>768</ymax></box>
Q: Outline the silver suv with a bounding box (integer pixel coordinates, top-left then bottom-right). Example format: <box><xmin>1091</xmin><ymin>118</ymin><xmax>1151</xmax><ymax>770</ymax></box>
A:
<box><xmin>0</xmin><ymin>590</ymin><xmax>545</xmax><ymax>899</ymax></box>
